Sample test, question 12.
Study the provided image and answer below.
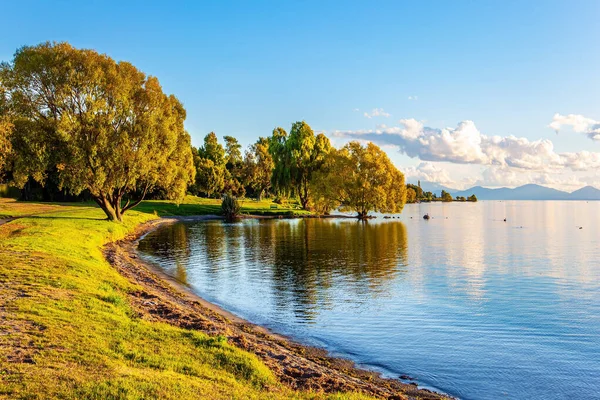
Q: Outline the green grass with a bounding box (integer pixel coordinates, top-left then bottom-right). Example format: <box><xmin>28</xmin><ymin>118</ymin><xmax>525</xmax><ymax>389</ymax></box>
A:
<box><xmin>0</xmin><ymin>199</ymin><xmax>371</xmax><ymax>400</ymax></box>
<box><xmin>0</xmin><ymin>196</ymin><xmax>312</xmax><ymax>220</ymax></box>
<box><xmin>135</xmin><ymin>196</ymin><xmax>312</xmax><ymax>217</ymax></box>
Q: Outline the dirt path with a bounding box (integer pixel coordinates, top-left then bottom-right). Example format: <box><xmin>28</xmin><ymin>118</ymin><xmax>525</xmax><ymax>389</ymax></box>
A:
<box><xmin>104</xmin><ymin>218</ymin><xmax>451</xmax><ymax>400</ymax></box>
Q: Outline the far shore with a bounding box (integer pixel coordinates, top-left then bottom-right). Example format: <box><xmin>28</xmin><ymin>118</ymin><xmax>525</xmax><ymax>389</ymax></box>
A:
<box><xmin>105</xmin><ymin>215</ymin><xmax>452</xmax><ymax>400</ymax></box>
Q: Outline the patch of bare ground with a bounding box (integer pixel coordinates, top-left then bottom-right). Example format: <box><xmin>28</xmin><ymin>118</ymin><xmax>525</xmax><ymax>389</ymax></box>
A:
<box><xmin>0</xmin><ymin>282</ymin><xmax>42</xmax><ymax>367</ymax></box>
<box><xmin>104</xmin><ymin>219</ymin><xmax>451</xmax><ymax>400</ymax></box>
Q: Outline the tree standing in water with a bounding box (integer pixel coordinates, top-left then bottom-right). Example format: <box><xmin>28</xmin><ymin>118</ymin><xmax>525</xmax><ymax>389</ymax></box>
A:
<box><xmin>312</xmin><ymin>141</ymin><xmax>407</xmax><ymax>218</ymax></box>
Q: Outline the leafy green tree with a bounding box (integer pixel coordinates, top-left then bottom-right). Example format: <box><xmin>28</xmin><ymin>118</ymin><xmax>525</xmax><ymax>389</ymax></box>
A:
<box><xmin>223</xmin><ymin>135</ymin><xmax>245</xmax><ymax>196</ymax></box>
<box><xmin>288</xmin><ymin>121</ymin><xmax>331</xmax><ymax>209</ymax></box>
<box><xmin>193</xmin><ymin>156</ymin><xmax>225</xmax><ymax>197</ymax></box>
<box><xmin>0</xmin><ymin>84</ymin><xmax>12</xmax><ymax>178</ymax></box>
<box><xmin>467</xmin><ymin>194</ymin><xmax>478</xmax><ymax>202</ymax></box>
<box><xmin>198</xmin><ymin>132</ymin><xmax>226</xmax><ymax>165</ymax></box>
<box><xmin>242</xmin><ymin>137</ymin><xmax>273</xmax><ymax>200</ymax></box>
<box><xmin>268</xmin><ymin>127</ymin><xmax>291</xmax><ymax>197</ymax></box>
<box><xmin>406</xmin><ymin>183</ymin><xmax>423</xmax><ymax>199</ymax></box>
<box><xmin>313</xmin><ymin>141</ymin><xmax>406</xmax><ymax>218</ymax></box>
<box><xmin>224</xmin><ymin>135</ymin><xmax>242</xmax><ymax>167</ymax></box>
<box><xmin>0</xmin><ymin>42</ymin><xmax>195</xmax><ymax>221</ymax></box>
<box><xmin>309</xmin><ymin>148</ymin><xmax>343</xmax><ymax>214</ymax></box>
<box><xmin>193</xmin><ymin>133</ymin><xmax>227</xmax><ymax>197</ymax></box>
<box><xmin>269</xmin><ymin>121</ymin><xmax>330</xmax><ymax>209</ymax></box>
<box><xmin>441</xmin><ymin>190</ymin><xmax>453</xmax><ymax>202</ymax></box>
<box><xmin>406</xmin><ymin>187</ymin><xmax>417</xmax><ymax>203</ymax></box>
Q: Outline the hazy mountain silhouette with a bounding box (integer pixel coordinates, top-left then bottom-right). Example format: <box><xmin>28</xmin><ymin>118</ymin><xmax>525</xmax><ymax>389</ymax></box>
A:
<box><xmin>449</xmin><ymin>184</ymin><xmax>600</xmax><ymax>200</ymax></box>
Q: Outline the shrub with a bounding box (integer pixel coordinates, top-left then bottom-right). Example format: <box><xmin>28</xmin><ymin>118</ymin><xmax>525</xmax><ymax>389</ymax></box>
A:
<box><xmin>221</xmin><ymin>194</ymin><xmax>241</xmax><ymax>221</ymax></box>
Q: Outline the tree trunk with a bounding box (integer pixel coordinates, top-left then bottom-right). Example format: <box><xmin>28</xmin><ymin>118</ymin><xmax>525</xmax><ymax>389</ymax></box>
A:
<box><xmin>299</xmin><ymin>180</ymin><xmax>310</xmax><ymax>210</ymax></box>
<box><xmin>93</xmin><ymin>185</ymin><xmax>149</xmax><ymax>222</ymax></box>
<box><xmin>300</xmin><ymin>196</ymin><xmax>308</xmax><ymax>210</ymax></box>
<box><xmin>93</xmin><ymin>196</ymin><xmax>119</xmax><ymax>221</ymax></box>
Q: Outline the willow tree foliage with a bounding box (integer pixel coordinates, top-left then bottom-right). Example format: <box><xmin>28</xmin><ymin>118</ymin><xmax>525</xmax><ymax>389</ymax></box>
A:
<box><xmin>0</xmin><ymin>42</ymin><xmax>195</xmax><ymax>221</ymax></box>
<box><xmin>312</xmin><ymin>141</ymin><xmax>407</xmax><ymax>217</ymax></box>
<box><xmin>268</xmin><ymin>127</ymin><xmax>291</xmax><ymax>197</ymax></box>
<box><xmin>268</xmin><ymin>121</ymin><xmax>330</xmax><ymax>209</ymax></box>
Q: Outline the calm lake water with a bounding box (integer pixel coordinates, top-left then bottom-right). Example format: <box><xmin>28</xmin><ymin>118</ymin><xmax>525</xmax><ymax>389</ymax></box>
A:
<box><xmin>138</xmin><ymin>201</ymin><xmax>600</xmax><ymax>400</ymax></box>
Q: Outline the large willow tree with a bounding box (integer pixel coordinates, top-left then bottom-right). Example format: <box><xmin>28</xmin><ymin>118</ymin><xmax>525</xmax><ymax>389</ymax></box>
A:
<box><xmin>0</xmin><ymin>42</ymin><xmax>195</xmax><ymax>221</ymax></box>
<box><xmin>312</xmin><ymin>141</ymin><xmax>407</xmax><ymax>217</ymax></box>
<box><xmin>269</xmin><ymin>121</ymin><xmax>330</xmax><ymax>209</ymax></box>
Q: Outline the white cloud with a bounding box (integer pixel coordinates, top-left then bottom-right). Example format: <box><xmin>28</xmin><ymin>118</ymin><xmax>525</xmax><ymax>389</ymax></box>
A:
<box><xmin>404</xmin><ymin>162</ymin><xmax>454</xmax><ymax>186</ymax></box>
<box><xmin>332</xmin><ymin>118</ymin><xmax>600</xmax><ymax>180</ymax></box>
<box><xmin>549</xmin><ymin>113</ymin><xmax>600</xmax><ymax>140</ymax></box>
<box><xmin>363</xmin><ymin>108</ymin><xmax>391</xmax><ymax>119</ymax></box>
<box><xmin>408</xmin><ymin>96</ymin><xmax>418</xmax><ymax>100</ymax></box>
<box><xmin>559</xmin><ymin>151</ymin><xmax>600</xmax><ymax>171</ymax></box>
<box><xmin>334</xmin><ymin>119</ymin><xmax>564</xmax><ymax>169</ymax></box>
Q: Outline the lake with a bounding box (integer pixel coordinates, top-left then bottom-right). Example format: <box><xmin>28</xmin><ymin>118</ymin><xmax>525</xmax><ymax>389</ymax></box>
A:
<box><xmin>138</xmin><ymin>201</ymin><xmax>600</xmax><ymax>400</ymax></box>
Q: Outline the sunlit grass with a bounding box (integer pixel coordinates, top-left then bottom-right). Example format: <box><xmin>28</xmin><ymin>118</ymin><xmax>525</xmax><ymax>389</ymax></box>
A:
<box><xmin>0</xmin><ymin>196</ymin><xmax>311</xmax><ymax>220</ymax></box>
<box><xmin>0</xmin><ymin>201</ymin><xmax>370</xmax><ymax>399</ymax></box>
<box><xmin>135</xmin><ymin>195</ymin><xmax>312</xmax><ymax>217</ymax></box>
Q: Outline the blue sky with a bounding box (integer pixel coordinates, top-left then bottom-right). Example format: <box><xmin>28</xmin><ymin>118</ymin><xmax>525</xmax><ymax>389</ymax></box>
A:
<box><xmin>2</xmin><ymin>1</ymin><xmax>599</xmax><ymax>190</ymax></box>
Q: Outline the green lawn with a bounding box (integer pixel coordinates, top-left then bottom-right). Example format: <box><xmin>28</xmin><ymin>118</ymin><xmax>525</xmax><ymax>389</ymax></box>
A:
<box><xmin>0</xmin><ymin>196</ymin><xmax>311</xmax><ymax>220</ymax></box>
<box><xmin>0</xmin><ymin>199</ymin><xmax>373</xmax><ymax>400</ymax></box>
<box><xmin>134</xmin><ymin>196</ymin><xmax>312</xmax><ymax>217</ymax></box>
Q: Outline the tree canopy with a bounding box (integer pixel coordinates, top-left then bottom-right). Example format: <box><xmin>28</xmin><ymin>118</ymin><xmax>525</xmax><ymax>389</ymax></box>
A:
<box><xmin>0</xmin><ymin>83</ymin><xmax>12</xmax><ymax>177</ymax></box>
<box><xmin>242</xmin><ymin>137</ymin><xmax>273</xmax><ymax>200</ymax></box>
<box><xmin>441</xmin><ymin>190</ymin><xmax>453</xmax><ymax>202</ymax></box>
<box><xmin>312</xmin><ymin>141</ymin><xmax>407</xmax><ymax>217</ymax></box>
<box><xmin>268</xmin><ymin>121</ymin><xmax>330</xmax><ymax>209</ymax></box>
<box><xmin>0</xmin><ymin>42</ymin><xmax>195</xmax><ymax>221</ymax></box>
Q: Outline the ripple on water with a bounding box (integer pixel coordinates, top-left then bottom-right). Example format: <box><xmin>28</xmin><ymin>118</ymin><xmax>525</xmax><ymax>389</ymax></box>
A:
<box><xmin>138</xmin><ymin>201</ymin><xmax>600</xmax><ymax>400</ymax></box>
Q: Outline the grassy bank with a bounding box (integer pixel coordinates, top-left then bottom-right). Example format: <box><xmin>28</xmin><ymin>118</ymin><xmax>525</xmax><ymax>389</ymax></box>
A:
<box><xmin>0</xmin><ymin>198</ymin><xmax>371</xmax><ymax>400</ymax></box>
<box><xmin>0</xmin><ymin>196</ymin><xmax>311</xmax><ymax>220</ymax></box>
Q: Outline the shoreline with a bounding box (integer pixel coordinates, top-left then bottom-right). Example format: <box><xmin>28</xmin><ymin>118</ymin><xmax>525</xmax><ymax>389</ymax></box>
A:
<box><xmin>103</xmin><ymin>216</ymin><xmax>452</xmax><ymax>400</ymax></box>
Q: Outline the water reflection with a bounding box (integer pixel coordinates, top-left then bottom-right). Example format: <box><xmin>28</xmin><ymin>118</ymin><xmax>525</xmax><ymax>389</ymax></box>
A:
<box><xmin>140</xmin><ymin>218</ymin><xmax>408</xmax><ymax>321</ymax></box>
<box><xmin>139</xmin><ymin>222</ymin><xmax>192</xmax><ymax>284</ymax></box>
<box><xmin>138</xmin><ymin>202</ymin><xmax>600</xmax><ymax>400</ymax></box>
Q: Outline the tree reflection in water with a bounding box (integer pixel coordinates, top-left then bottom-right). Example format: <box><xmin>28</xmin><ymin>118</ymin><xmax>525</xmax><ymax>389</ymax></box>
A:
<box><xmin>139</xmin><ymin>219</ymin><xmax>408</xmax><ymax>323</ymax></box>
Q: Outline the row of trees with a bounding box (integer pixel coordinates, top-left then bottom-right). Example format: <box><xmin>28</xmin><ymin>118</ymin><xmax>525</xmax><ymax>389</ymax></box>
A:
<box><xmin>0</xmin><ymin>42</ymin><xmax>409</xmax><ymax>221</ymax></box>
<box><xmin>406</xmin><ymin>184</ymin><xmax>477</xmax><ymax>203</ymax></box>
<box><xmin>190</xmin><ymin>122</ymin><xmax>407</xmax><ymax>217</ymax></box>
<box><xmin>189</xmin><ymin>132</ymin><xmax>274</xmax><ymax>201</ymax></box>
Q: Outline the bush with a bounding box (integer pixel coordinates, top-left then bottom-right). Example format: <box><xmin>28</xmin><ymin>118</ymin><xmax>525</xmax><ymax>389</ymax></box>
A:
<box><xmin>221</xmin><ymin>194</ymin><xmax>241</xmax><ymax>221</ymax></box>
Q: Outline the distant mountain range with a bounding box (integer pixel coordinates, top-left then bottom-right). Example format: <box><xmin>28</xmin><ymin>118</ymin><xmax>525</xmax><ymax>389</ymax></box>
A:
<box><xmin>410</xmin><ymin>181</ymin><xmax>600</xmax><ymax>200</ymax></box>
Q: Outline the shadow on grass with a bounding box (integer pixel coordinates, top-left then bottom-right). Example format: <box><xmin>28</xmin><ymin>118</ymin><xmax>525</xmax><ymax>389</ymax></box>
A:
<box><xmin>3</xmin><ymin>197</ymin><xmax>309</xmax><ymax>221</ymax></box>
<box><xmin>25</xmin><ymin>215</ymin><xmax>107</xmax><ymax>221</ymax></box>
